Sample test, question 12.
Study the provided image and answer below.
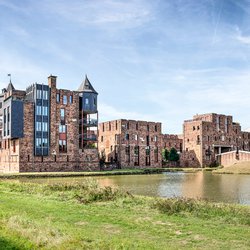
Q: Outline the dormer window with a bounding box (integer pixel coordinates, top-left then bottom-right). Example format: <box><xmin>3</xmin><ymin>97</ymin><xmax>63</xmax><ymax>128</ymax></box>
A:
<box><xmin>85</xmin><ymin>98</ymin><xmax>89</xmax><ymax>105</ymax></box>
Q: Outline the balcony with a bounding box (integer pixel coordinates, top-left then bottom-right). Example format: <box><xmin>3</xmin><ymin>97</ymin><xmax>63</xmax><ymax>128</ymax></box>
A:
<box><xmin>80</xmin><ymin>134</ymin><xmax>97</xmax><ymax>141</ymax></box>
<box><xmin>80</xmin><ymin>118</ymin><xmax>98</xmax><ymax>126</ymax></box>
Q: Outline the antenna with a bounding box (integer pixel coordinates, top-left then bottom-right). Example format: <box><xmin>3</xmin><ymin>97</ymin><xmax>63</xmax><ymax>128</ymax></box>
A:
<box><xmin>7</xmin><ymin>73</ymin><xmax>11</xmax><ymax>83</ymax></box>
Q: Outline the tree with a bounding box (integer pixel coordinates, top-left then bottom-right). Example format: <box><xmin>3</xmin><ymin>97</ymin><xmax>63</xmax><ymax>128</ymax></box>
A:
<box><xmin>162</xmin><ymin>149</ymin><xmax>169</xmax><ymax>162</ymax></box>
<box><xmin>169</xmin><ymin>148</ymin><xmax>180</xmax><ymax>162</ymax></box>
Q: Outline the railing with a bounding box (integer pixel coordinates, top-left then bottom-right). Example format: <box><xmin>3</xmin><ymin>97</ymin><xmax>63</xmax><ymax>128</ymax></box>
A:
<box><xmin>80</xmin><ymin>119</ymin><xmax>98</xmax><ymax>126</ymax></box>
<box><xmin>82</xmin><ymin>134</ymin><xmax>97</xmax><ymax>141</ymax></box>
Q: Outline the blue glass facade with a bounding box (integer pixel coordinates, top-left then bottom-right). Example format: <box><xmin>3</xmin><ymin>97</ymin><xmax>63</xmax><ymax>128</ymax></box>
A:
<box><xmin>33</xmin><ymin>84</ymin><xmax>50</xmax><ymax>156</ymax></box>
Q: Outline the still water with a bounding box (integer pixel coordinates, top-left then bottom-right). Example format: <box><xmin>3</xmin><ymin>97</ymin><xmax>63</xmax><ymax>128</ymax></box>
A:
<box><xmin>22</xmin><ymin>172</ymin><xmax>250</xmax><ymax>205</ymax></box>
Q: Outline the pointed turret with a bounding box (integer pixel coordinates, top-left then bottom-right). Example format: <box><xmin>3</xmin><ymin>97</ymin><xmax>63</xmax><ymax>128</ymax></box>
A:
<box><xmin>6</xmin><ymin>81</ymin><xmax>15</xmax><ymax>92</ymax></box>
<box><xmin>78</xmin><ymin>75</ymin><xmax>98</xmax><ymax>94</ymax></box>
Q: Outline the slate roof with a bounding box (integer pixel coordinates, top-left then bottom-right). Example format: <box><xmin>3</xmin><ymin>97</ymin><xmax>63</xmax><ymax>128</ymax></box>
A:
<box><xmin>6</xmin><ymin>81</ymin><xmax>15</xmax><ymax>92</ymax></box>
<box><xmin>78</xmin><ymin>75</ymin><xmax>98</xmax><ymax>94</ymax></box>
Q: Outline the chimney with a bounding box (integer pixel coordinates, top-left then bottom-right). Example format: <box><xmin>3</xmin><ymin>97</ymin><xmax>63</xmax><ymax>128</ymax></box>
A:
<box><xmin>48</xmin><ymin>75</ymin><xmax>57</xmax><ymax>88</ymax></box>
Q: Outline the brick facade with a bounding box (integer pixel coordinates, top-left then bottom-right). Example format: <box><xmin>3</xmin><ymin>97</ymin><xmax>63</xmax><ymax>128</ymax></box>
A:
<box><xmin>182</xmin><ymin>113</ymin><xmax>250</xmax><ymax>167</ymax></box>
<box><xmin>98</xmin><ymin>119</ymin><xmax>162</xmax><ymax>168</ymax></box>
<box><xmin>0</xmin><ymin>76</ymin><xmax>99</xmax><ymax>173</ymax></box>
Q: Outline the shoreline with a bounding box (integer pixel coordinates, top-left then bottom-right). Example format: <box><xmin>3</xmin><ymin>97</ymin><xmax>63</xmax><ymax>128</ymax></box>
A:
<box><xmin>0</xmin><ymin>167</ymin><xmax>202</xmax><ymax>179</ymax></box>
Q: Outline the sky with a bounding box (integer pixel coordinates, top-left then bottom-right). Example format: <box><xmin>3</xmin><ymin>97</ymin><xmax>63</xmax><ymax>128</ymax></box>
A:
<box><xmin>1</xmin><ymin>0</ymin><xmax>250</xmax><ymax>134</ymax></box>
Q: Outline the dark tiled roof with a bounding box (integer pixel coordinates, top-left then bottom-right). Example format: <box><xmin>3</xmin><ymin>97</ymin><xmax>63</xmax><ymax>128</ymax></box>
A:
<box><xmin>7</xmin><ymin>82</ymin><xmax>15</xmax><ymax>92</ymax></box>
<box><xmin>78</xmin><ymin>75</ymin><xmax>98</xmax><ymax>94</ymax></box>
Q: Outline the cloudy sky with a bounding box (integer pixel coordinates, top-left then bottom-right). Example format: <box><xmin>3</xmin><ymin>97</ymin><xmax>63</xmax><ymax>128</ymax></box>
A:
<box><xmin>1</xmin><ymin>0</ymin><xmax>250</xmax><ymax>134</ymax></box>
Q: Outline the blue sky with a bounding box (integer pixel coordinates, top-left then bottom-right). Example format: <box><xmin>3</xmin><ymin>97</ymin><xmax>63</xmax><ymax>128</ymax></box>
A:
<box><xmin>1</xmin><ymin>0</ymin><xmax>250</xmax><ymax>134</ymax></box>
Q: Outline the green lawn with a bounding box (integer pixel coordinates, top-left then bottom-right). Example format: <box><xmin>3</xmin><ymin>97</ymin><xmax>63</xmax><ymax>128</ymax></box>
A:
<box><xmin>0</xmin><ymin>180</ymin><xmax>249</xmax><ymax>249</ymax></box>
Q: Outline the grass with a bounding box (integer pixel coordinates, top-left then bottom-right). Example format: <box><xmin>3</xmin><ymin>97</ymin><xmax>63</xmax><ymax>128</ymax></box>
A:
<box><xmin>0</xmin><ymin>179</ymin><xmax>249</xmax><ymax>249</ymax></box>
<box><xmin>0</xmin><ymin>167</ymin><xmax>201</xmax><ymax>179</ymax></box>
<box><xmin>214</xmin><ymin>161</ymin><xmax>250</xmax><ymax>174</ymax></box>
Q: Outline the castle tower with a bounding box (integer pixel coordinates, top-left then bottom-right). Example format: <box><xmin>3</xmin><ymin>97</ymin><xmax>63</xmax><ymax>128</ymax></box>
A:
<box><xmin>78</xmin><ymin>75</ymin><xmax>98</xmax><ymax>149</ymax></box>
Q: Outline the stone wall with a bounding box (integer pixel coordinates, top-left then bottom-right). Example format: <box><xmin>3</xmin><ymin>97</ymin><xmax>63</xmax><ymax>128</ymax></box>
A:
<box><xmin>99</xmin><ymin>119</ymin><xmax>162</xmax><ymax>168</ymax></box>
<box><xmin>220</xmin><ymin>150</ymin><xmax>250</xmax><ymax>167</ymax></box>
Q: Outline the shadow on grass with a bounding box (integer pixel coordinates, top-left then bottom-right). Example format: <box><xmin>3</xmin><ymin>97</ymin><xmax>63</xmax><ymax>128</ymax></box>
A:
<box><xmin>0</xmin><ymin>236</ymin><xmax>26</xmax><ymax>250</ymax></box>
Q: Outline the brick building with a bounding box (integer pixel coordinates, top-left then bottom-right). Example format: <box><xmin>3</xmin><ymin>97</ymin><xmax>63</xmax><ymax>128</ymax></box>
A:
<box><xmin>182</xmin><ymin>113</ymin><xmax>250</xmax><ymax>167</ymax></box>
<box><xmin>98</xmin><ymin>119</ymin><xmax>162</xmax><ymax>168</ymax></box>
<box><xmin>162</xmin><ymin>134</ymin><xmax>183</xmax><ymax>153</ymax></box>
<box><xmin>0</xmin><ymin>75</ymin><xmax>99</xmax><ymax>173</ymax></box>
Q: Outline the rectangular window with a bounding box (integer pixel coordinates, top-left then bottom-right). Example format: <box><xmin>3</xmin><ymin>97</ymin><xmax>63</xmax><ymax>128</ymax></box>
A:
<box><xmin>59</xmin><ymin>125</ymin><xmax>66</xmax><ymax>133</ymax></box>
<box><xmin>56</xmin><ymin>93</ymin><xmax>60</xmax><ymax>103</ymax></box>
<box><xmin>134</xmin><ymin>146</ymin><xmax>139</xmax><ymax>155</ymax></box>
<box><xmin>69</xmin><ymin>95</ymin><xmax>73</xmax><ymax>104</ymax></box>
<box><xmin>36</xmin><ymin>105</ymin><xmax>42</xmax><ymax>115</ymax></box>
<box><xmin>125</xmin><ymin>146</ymin><xmax>130</xmax><ymax>155</ymax></box>
<box><xmin>134</xmin><ymin>134</ymin><xmax>138</xmax><ymax>141</ymax></box>
<box><xmin>42</xmin><ymin>138</ymin><xmax>48</xmax><ymax>147</ymax></box>
<box><xmin>154</xmin><ymin>136</ymin><xmax>157</xmax><ymax>142</ymax></box>
<box><xmin>60</xmin><ymin>108</ymin><xmax>65</xmax><ymax>120</ymax></box>
<box><xmin>43</xmin><ymin>90</ymin><xmax>48</xmax><ymax>100</ymax></box>
<box><xmin>13</xmin><ymin>140</ymin><xmax>16</xmax><ymax>153</ymax></box>
<box><xmin>125</xmin><ymin>133</ymin><xmax>129</xmax><ymax>140</ymax></box>
<box><xmin>36</xmin><ymin>138</ymin><xmax>42</xmax><ymax>147</ymax></box>
<box><xmin>42</xmin><ymin>106</ymin><xmax>48</xmax><ymax>116</ymax></box>
<box><xmin>42</xmin><ymin>122</ymin><xmax>48</xmax><ymax>132</ymax></box>
<box><xmin>63</xmin><ymin>95</ymin><xmax>67</xmax><ymax>105</ymax></box>
<box><xmin>59</xmin><ymin>139</ymin><xmax>67</xmax><ymax>152</ymax></box>
<box><xmin>36</xmin><ymin>89</ymin><xmax>42</xmax><ymax>99</ymax></box>
<box><xmin>36</xmin><ymin>122</ymin><xmax>42</xmax><ymax>131</ymax></box>
<box><xmin>85</xmin><ymin>98</ymin><xmax>89</xmax><ymax>105</ymax></box>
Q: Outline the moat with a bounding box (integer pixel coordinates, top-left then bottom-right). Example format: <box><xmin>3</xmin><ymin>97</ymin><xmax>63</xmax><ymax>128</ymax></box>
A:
<box><xmin>21</xmin><ymin>171</ymin><xmax>250</xmax><ymax>205</ymax></box>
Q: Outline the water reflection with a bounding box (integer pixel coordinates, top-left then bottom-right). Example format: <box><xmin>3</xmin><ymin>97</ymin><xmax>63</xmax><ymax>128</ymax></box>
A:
<box><xmin>16</xmin><ymin>172</ymin><xmax>250</xmax><ymax>205</ymax></box>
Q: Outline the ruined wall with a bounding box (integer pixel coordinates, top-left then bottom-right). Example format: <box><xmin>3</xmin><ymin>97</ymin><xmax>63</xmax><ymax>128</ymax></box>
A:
<box><xmin>98</xmin><ymin>119</ymin><xmax>162</xmax><ymax>168</ymax></box>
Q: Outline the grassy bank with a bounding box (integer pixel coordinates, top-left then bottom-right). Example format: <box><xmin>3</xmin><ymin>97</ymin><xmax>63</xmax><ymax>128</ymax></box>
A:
<box><xmin>0</xmin><ymin>180</ymin><xmax>249</xmax><ymax>249</ymax></box>
<box><xmin>0</xmin><ymin>167</ymin><xmax>200</xmax><ymax>179</ymax></box>
<box><xmin>214</xmin><ymin>161</ymin><xmax>250</xmax><ymax>174</ymax></box>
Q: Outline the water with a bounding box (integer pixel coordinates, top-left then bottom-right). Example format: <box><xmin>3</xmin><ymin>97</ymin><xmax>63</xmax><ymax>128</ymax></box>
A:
<box><xmin>20</xmin><ymin>171</ymin><xmax>250</xmax><ymax>205</ymax></box>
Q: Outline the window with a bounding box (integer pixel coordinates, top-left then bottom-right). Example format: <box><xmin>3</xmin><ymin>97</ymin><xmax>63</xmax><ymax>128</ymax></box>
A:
<box><xmin>36</xmin><ymin>105</ymin><xmax>42</xmax><ymax>115</ymax></box>
<box><xmin>102</xmin><ymin>124</ymin><xmax>105</xmax><ymax>132</ymax></box>
<box><xmin>134</xmin><ymin>146</ymin><xmax>139</xmax><ymax>155</ymax></box>
<box><xmin>147</xmin><ymin>124</ymin><xmax>149</xmax><ymax>131</ymax></box>
<box><xmin>36</xmin><ymin>122</ymin><xmax>42</xmax><ymax>131</ymax></box>
<box><xmin>60</xmin><ymin>109</ymin><xmax>65</xmax><ymax>120</ymax></box>
<box><xmin>154</xmin><ymin>147</ymin><xmax>158</xmax><ymax>162</ymax></box>
<box><xmin>125</xmin><ymin>146</ymin><xmax>130</xmax><ymax>155</ymax></box>
<box><xmin>42</xmin><ymin>138</ymin><xmax>48</xmax><ymax>147</ymax></box>
<box><xmin>125</xmin><ymin>133</ymin><xmax>129</xmax><ymax>140</ymax></box>
<box><xmin>56</xmin><ymin>93</ymin><xmax>60</xmax><ymax>103</ymax></box>
<box><xmin>42</xmin><ymin>122</ymin><xmax>48</xmax><ymax>132</ymax></box>
<box><xmin>59</xmin><ymin>125</ymin><xmax>66</xmax><ymax>133</ymax></box>
<box><xmin>43</xmin><ymin>106</ymin><xmax>48</xmax><ymax>116</ymax></box>
<box><xmin>94</xmin><ymin>97</ymin><xmax>96</xmax><ymax>106</ymax></box>
<box><xmin>63</xmin><ymin>95</ymin><xmax>67</xmax><ymax>105</ymax></box>
<box><xmin>115</xmin><ymin>121</ymin><xmax>118</xmax><ymax>130</ymax></box>
<box><xmin>101</xmin><ymin>136</ymin><xmax>103</xmax><ymax>142</ymax></box>
<box><xmin>136</xmin><ymin>123</ymin><xmax>138</xmax><ymax>130</ymax></box>
<box><xmin>69</xmin><ymin>95</ymin><xmax>73</xmax><ymax>104</ymax></box>
<box><xmin>36</xmin><ymin>89</ymin><xmax>42</xmax><ymax>99</ymax></box>
<box><xmin>59</xmin><ymin>139</ymin><xmax>67</xmax><ymax>152</ymax></box>
<box><xmin>13</xmin><ymin>140</ymin><xmax>16</xmax><ymax>153</ymax></box>
<box><xmin>155</xmin><ymin>125</ymin><xmax>157</xmax><ymax>132</ymax></box>
<box><xmin>154</xmin><ymin>136</ymin><xmax>158</xmax><ymax>142</ymax></box>
<box><xmin>85</xmin><ymin>98</ymin><xmax>89</xmax><ymax>105</ymax></box>
<box><xmin>43</xmin><ymin>90</ymin><xmax>48</xmax><ymax>100</ymax></box>
<box><xmin>36</xmin><ymin>138</ymin><xmax>42</xmax><ymax>147</ymax></box>
<box><xmin>193</xmin><ymin>126</ymin><xmax>195</xmax><ymax>131</ymax></box>
<box><xmin>134</xmin><ymin>134</ymin><xmax>138</xmax><ymax>141</ymax></box>
<box><xmin>146</xmin><ymin>146</ymin><xmax>150</xmax><ymax>156</ymax></box>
